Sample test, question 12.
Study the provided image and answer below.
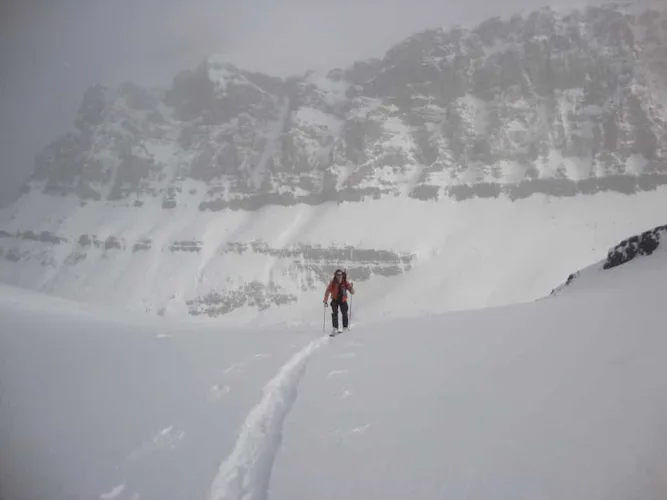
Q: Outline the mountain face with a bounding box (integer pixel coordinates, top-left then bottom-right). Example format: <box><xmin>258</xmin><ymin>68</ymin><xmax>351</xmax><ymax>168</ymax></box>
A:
<box><xmin>2</xmin><ymin>2</ymin><xmax>667</xmax><ymax>323</ymax></box>
<box><xmin>28</xmin><ymin>3</ymin><xmax>667</xmax><ymax>209</ymax></box>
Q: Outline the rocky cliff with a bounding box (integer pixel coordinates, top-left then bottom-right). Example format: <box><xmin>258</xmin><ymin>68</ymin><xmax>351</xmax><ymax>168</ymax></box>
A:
<box><xmin>27</xmin><ymin>2</ymin><xmax>667</xmax><ymax>211</ymax></box>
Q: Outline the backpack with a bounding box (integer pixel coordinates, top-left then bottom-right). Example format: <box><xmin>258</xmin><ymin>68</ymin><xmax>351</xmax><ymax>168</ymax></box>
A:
<box><xmin>330</xmin><ymin>270</ymin><xmax>349</xmax><ymax>302</ymax></box>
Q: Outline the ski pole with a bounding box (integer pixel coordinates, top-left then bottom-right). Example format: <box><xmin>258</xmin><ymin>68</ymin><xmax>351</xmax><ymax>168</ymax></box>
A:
<box><xmin>322</xmin><ymin>302</ymin><xmax>326</xmax><ymax>333</ymax></box>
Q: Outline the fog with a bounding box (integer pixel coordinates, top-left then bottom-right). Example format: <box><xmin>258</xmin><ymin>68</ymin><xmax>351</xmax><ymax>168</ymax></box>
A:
<box><xmin>0</xmin><ymin>0</ymin><xmax>596</xmax><ymax>206</ymax></box>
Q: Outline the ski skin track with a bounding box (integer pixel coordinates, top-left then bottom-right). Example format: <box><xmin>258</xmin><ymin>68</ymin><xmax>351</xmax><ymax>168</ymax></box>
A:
<box><xmin>207</xmin><ymin>335</ymin><xmax>329</xmax><ymax>500</ymax></box>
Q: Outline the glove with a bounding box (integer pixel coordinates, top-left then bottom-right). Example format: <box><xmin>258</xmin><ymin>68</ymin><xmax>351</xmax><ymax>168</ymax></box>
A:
<box><xmin>323</xmin><ymin>300</ymin><xmax>328</xmax><ymax>307</ymax></box>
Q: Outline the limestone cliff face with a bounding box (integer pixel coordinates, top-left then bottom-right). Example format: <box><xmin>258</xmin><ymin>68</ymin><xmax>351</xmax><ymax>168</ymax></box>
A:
<box><xmin>27</xmin><ymin>3</ymin><xmax>667</xmax><ymax>210</ymax></box>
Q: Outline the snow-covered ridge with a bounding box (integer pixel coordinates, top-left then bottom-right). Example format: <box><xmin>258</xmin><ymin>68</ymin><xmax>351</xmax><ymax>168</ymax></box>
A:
<box><xmin>22</xmin><ymin>2</ymin><xmax>667</xmax><ymax>211</ymax></box>
<box><xmin>550</xmin><ymin>222</ymin><xmax>667</xmax><ymax>295</ymax></box>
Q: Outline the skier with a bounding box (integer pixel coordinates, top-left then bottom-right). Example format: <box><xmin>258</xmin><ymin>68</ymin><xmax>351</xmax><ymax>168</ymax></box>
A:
<box><xmin>323</xmin><ymin>269</ymin><xmax>355</xmax><ymax>334</ymax></box>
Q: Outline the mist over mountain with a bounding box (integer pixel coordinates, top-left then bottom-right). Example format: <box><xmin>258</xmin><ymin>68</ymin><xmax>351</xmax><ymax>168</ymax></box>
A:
<box><xmin>1</xmin><ymin>1</ymin><xmax>666</xmax><ymax>323</ymax></box>
<box><xmin>27</xmin><ymin>2</ymin><xmax>667</xmax><ymax>208</ymax></box>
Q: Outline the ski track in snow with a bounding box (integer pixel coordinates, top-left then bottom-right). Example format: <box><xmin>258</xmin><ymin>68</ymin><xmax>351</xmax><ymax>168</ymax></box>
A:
<box><xmin>326</xmin><ymin>369</ymin><xmax>348</xmax><ymax>379</ymax></box>
<box><xmin>207</xmin><ymin>336</ymin><xmax>328</xmax><ymax>500</ymax></box>
<box><xmin>99</xmin><ymin>483</ymin><xmax>126</xmax><ymax>500</ymax></box>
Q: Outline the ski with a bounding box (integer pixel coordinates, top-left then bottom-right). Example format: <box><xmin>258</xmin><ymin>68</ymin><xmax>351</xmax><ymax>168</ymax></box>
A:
<box><xmin>329</xmin><ymin>327</ymin><xmax>351</xmax><ymax>337</ymax></box>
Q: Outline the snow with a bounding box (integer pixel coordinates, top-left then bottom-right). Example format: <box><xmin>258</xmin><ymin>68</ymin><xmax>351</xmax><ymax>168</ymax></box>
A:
<box><xmin>457</xmin><ymin>94</ymin><xmax>489</xmax><ymax>134</ymax></box>
<box><xmin>302</xmin><ymin>71</ymin><xmax>351</xmax><ymax>109</ymax></box>
<box><xmin>206</xmin><ymin>55</ymin><xmax>276</xmax><ymax>99</ymax></box>
<box><xmin>421</xmin><ymin>55</ymin><xmax>445</xmax><ymax>71</ymax></box>
<box><xmin>484</xmin><ymin>39</ymin><xmax>512</xmax><ymax>57</ymax></box>
<box><xmin>100</xmin><ymin>484</ymin><xmax>126</xmax><ymax>500</ymax></box>
<box><xmin>492</xmin><ymin>159</ymin><xmax>527</xmax><ymax>182</ymax></box>
<box><xmin>0</xmin><ymin>288</ymin><xmax>309</xmax><ymax>500</ymax></box>
<box><xmin>293</xmin><ymin>106</ymin><xmax>343</xmax><ymax>135</ymax></box>
<box><xmin>290</xmin><ymin>106</ymin><xmax>343</xmax><ymax>170</ymax></box>
<box><xmin>3</xmin><ymin>188</ymin><xmax>667</xmax><ymax>326</ymax></box>
<box><xmin>208</xmin><ymin>63</ymin><xmax>234</xmax><ymax>92</ymax></box>
<box><xmin>3</xmin><ymin>230</ymin><xmax>667</xmax><ymax>500</ymax></box>
<box><xmin>353</xmin><ymin>96</ymin><xmax>385</xmax><ymax>119</ymax></box>
<box><xmin>541</xmin><ymin>149</ymin><xmax>595</xmax><ymax>180</ymax></box>
<box><xmin>207</xmin><ymin>336</ymin><xmax>327</xmax><ymax>500</ymax></box>
<box><xmin>143</xmin><ymin>140</ymin><xmax>181</xmax><ymax>171</ymax></box>
<box><xmin>6</xmin><ymin>7</ymin><xmax>667</xmax><ymax>494</ymax></box>
<box><xmin>626</xmin><ymin>153</ymin><xmax>650</xmax><ymax>175</ymax></box>
<box><xmin>251</xmin><ymin>99</ymin><xmax>290</xmax><ymax>190</ymax></box>
<box><xmin>380</xmin><ymin>116</ymin><xmax>415</xmax><ymax>150</ymax></box>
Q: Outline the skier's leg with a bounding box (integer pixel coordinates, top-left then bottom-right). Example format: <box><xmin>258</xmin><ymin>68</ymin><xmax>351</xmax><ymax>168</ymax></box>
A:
<box><xmin>330</xmin><ymin>300</ymin><xmax>339</xmax><ymax>329</ymax></box>
<box><xmin>340</xmin><ymin>301</ymin><xmax>349</xmax><ymax>328</ymax></box>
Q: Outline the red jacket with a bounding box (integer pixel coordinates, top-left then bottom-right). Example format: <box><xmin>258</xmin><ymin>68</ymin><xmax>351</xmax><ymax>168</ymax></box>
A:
<box><xmin>324</xmin><ymin>279</ymin><xmax>354</xmax><ymax>302</ymax></box>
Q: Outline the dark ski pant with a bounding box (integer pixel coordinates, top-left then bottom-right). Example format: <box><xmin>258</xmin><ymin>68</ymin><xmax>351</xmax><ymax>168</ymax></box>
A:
<box><xmin>330</xmin><ymin>300</ymin><xmax>349</xmax><ymax>329</ymax></box>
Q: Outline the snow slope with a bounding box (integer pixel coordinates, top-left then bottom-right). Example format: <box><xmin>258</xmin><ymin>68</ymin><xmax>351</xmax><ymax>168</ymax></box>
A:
<box><xmin>3</xmin><ymin>188</ymin><xmax>667</xmax><ymax>326</ymax></box>
<box><xmin>2</xmin><ymin>226</ymin><xmax>667</xmax><ymax>500</ymax></box>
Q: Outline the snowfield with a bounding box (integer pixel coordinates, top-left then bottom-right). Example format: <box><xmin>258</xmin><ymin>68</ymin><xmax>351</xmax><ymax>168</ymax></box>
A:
<box><xmin>3</xmin><ymin>188</ymin><xmax>667</xmax><ymax>326</ymax></box>
<box><xmin>2</xmin><ymin>227</ymin><xmax>667</xmax><ymax>500</ymax></box>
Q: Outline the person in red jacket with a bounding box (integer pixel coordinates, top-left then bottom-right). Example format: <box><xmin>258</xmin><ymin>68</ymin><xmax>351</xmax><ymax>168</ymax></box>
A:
<box><xmin>323</xmin><ymin>269</ymin><xmax>355</xmax><ymax>333</ymax></box>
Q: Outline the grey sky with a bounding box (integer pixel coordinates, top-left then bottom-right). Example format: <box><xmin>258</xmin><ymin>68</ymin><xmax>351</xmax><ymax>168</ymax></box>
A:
<box><xmin>0</xmin><ymin>0</ymin><xmax>594</xmax><ymax>206</ymax></box>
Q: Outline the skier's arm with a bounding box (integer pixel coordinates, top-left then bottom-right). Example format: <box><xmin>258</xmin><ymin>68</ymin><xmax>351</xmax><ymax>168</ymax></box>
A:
<box><xmin>347</xmin><ymin>282</ymin><xmax>355</xmax><ymax>295</ymax></box>
<box><xmin>323</xmin><ymin>283</ymin><xmax>332</xmax><ymax>302</ymax></box>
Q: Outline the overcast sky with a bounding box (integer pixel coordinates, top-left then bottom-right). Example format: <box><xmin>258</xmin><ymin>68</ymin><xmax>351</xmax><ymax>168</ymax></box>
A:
<box><xmin>0</xmin><ymin>0</ymin><xmax>596</xmax><ymax>206</ymax></box>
